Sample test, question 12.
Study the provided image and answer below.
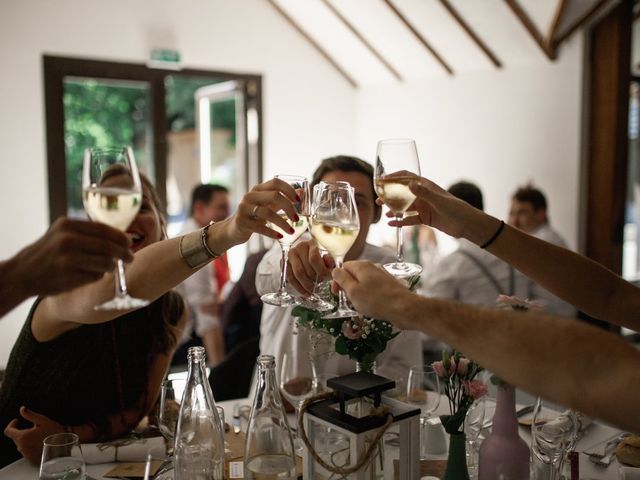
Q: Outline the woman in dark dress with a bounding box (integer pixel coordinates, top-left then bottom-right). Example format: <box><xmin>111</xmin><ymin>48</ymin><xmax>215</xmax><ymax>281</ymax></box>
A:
<box><xmin>0</xmin><ymin>172</ymin><xmax>300</xmax><ymax>466</ymax></box>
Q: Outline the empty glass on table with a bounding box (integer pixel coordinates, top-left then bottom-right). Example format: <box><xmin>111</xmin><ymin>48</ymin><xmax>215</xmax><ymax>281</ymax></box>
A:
<box><xmin>39</xmin><ymin>433</ymin><xmax>85</xmax><ymax>480</ymax></box>
<box><xmin>406</xmin><ymin>365</ymin><xmax>441</xmax><ymax>459</ymax></box>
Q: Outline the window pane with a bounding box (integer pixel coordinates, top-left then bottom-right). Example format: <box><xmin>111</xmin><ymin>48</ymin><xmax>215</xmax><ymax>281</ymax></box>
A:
<box><xmin>63</xmin><ymin>76</ymin><xmax>152</xmax><ymax>216</ymax></box>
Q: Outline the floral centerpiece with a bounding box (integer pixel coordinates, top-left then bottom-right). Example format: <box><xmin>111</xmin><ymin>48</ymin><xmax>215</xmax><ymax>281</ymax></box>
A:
<box><xmin>432</xmin><ymin>351</ymin><xmax>487</xmax><ymax>480</ymax></box>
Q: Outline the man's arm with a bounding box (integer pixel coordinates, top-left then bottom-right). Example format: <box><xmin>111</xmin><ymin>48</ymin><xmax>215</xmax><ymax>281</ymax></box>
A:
<box><xmin>333</xmin><ymin>261</ymin><xmax>640</xmax><ymax>434</ymax></box>
<box><xmin>389</xmin><ymin>179</ymin><xmax>640</xmax><ymax>330</ymax></box>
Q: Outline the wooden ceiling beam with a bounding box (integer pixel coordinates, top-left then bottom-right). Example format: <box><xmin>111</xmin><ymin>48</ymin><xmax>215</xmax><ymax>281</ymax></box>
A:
<box><xmin>546</xmin><ymin>0</ymin><xmax>568</xmax><ymax>53</ymax></box>
<box><xmin>320</xmin><ymin>0</ymin><xmax>403</xmax><ymax>82</ymax></box>
<box><xmin>504</xmin><ymin>0</ymin><xmax>556</xmax><ymax>60</ymax></box>
<box><xmin>266</xmin><ymin>0</ymin><xmax>358</xmax><ymax>88</ymax></box>
<box><xmin>382</xmin><ymin>0</ymin><xmax>454</xmax><ymax>75</ymax></box>
<box><xmin>554</xmin><ymin>0</ymin><xmax>615</xmax><ymax>47</ymax></box>
<box><xmin>438</xmin><ymin>0</ymin><xmax>502</xmax><ymax>68</ymax></box>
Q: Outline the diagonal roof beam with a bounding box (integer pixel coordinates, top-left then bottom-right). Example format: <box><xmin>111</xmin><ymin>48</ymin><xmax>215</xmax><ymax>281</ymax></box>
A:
<box><xmin>266</xmin><ymin>0</ymin><xmax>358</xmax><ymax>88</ymax></box>
<box><xmin>382</xmin><ymin>0</ymin><xmax>454</xmax><ymax>75</ymax></box>
<box><xmin>504</xmin><ymin>0</ymin><xmax>556</xmax><ymax>60</ymax></box>
<box><xmin>554</xmin><ymin>0</ymin><xmax>616</xmax><ymax>47</ymax></box>
<box><xmin>546</xmin><ymin>0</ymin><xmax>568</xmax><ymax>53</ymax></box>
<box><xmin>438</xmin><ymin>0</ymin><xmax>502</xmax><ymax>68</ymax></box>
<box><xmin>320</xmin><ymin>0</ymin><xmax>403</xmax><ymax>82</ymax></box>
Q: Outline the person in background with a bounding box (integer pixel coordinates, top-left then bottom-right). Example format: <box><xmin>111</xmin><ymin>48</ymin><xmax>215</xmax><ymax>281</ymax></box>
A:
<box><xmin>0</xmin><ymin>175</ymin><xmax>298</xmax><ymax>466</ymax></box>
<box><xmin>0</xmin><ymin>218</ymin><xmax>132</xmax><ymax>319</ymax></box>
<box><xmin>255</xmin><ymin>156</ymin><xmax>422</xmax><ymax>382</ymax></box>
<box><xmin>178</xmin><ymin>184</ymin><xmax>231</xmax><ymax>366</ymax></box>
<box><xmin>332</xmin><ymin>176</ymin><xmax>640</xmax><ymax>433</ymax></box>
<box><xmin>509</xmin><ymin>184</ymin><xmax>567</xmax><ymax>247</ymax></box>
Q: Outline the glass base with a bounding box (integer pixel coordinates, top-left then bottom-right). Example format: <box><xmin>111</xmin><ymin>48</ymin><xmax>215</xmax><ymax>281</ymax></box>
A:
<box><xmin>261</xmin><ymin>291</ymin><xmax>297</xmax><ymax>307</ymax></box>
<box><xmin>322</xmin><ymin>307</ymin><xmax>359</xmax><ymax>319</ymax></box>
<box><xmin>296</xmin><ymin>295</ymin><xmax>334</xmax><ymax>312</ymax></box>
<box><xmin>383</xmin><ymin>261</ymin><xmax>423</xmax><ymax>278</ymax></box>
<box><xmin>94</xmin><ymin>294</ymin><xmax>150</xmax><ymax>311</ymax></box>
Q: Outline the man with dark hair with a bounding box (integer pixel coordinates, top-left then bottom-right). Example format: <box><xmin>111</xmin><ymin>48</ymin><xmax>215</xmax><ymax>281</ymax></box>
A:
<box><xmin>256</xmin><ymin>156</ymin><xmax>422</xmax><ymax>381</ymax></box>
<box><xmin>178</xmin><ymin>183</ymin><xmax>231</xmax><ymax>366</ymax></box>
<box><xmin>509</xmin><ymin>184</ymin><xmax>567</xmax><ymax>248</ymax></box>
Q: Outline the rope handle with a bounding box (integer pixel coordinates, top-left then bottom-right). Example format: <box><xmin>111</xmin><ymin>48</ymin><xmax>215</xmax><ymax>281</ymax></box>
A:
<box><xmin>297</xmin><ymin>392</ymin><xmax>394</xmax><ymax>476</ymax></box>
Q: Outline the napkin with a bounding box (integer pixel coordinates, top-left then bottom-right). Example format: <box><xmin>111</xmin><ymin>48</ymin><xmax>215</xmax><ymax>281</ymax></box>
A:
<box><xmin>81</xmin><ymin>436</ymin><xmax>165</xmax><ymax>464</ymax></box>
<box><xmin>619</xmin><ymin>466</ymin><xmax>640</xmax><ymax>480</ymax></box>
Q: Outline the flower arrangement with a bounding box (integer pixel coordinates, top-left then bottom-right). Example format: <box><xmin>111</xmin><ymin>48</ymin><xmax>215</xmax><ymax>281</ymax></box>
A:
<box><xmin>432</xmin><ymin>351</ymin><xmax>487</xmax><ymax>434</ymax></box>
<box><xmin>291</xmin><ymin>273</ymin><xmax>420</xmax><ymax>366</ymax></box>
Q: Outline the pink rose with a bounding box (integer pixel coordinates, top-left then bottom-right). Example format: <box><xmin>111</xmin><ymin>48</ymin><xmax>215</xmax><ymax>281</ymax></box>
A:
<box><xmin>457</xmin><ymin>358</ymin><xmax>470</xmax><ymax>376</ymax></box>
<box><xmin>463</xmin><ymin>379</ymin><xmax>488</xmax><ymax>399</ymax></box>
<box><xmin>341</xmin><ymin>318</ymin><xmax>364</xmax><ymax>340</ymax></box>
<box><xmin>432</xmin><ymin>361</ymin><xmax>447</xmax><ymax>378</ymax></box>
<box><xmin>448</xmin><ymin>358</ymin><xmax>457</xmax><ymax>376</ymax></box>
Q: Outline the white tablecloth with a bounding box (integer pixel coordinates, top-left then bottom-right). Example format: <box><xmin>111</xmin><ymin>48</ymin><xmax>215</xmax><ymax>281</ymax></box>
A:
<box><xmin>0</xmin><ymin>397</ymin><xmax>632</xmax><ymax>479</ymax></box>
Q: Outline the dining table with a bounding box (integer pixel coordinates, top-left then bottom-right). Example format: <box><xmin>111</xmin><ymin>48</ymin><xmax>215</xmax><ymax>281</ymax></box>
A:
<box><xmin>0</xmin><ymin>395</ymin><xmax>634</xmax><ymax>479</ymax></box>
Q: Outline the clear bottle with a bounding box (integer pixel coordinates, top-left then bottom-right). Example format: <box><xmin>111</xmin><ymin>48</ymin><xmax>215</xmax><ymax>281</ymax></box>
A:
<box><xmin>174</xmin><ymin>346</ymin><xmax>225</xmax><ymax>480</ymax></box>
<box><xmin>244</xmin><ymin>355</ymin><xmax>296</xmax><ymax>480</ymax></box>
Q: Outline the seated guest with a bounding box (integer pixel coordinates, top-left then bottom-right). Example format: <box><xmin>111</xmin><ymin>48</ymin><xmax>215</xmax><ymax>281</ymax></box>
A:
<box><xmin>0</xmin><ymin>218</ymin><xmax>132</xmax><ymax>318</ymax></box>
<box><xmin>0</xmin><ymin>173</ymin><xmax>299</xmax><ymax>466</ymax></box>
<box><xmin>332</xmin><ymin>176</ymin><xmax>640</xmax><ymax>433</ymax></box>
<box><xmin>509</xmin><ymin>184</ymin><xmax>567</xmax><ymax>247</ymax></box>
<box><xmin>178</xmin><ymin>184</ymin><xmax>232</xmax><ymax>366</ymax></box>
<box><xmin>255</xmin><ymin>156</ymin><xmax>422</xmax><ymax>381</ymax></box>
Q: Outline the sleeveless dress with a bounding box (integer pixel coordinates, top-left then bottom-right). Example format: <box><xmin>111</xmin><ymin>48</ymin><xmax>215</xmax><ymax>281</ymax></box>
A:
<box><xmin>0</xmin><ymin>291</ymin><xmax>183</xmax><ymax>466</ymax></box>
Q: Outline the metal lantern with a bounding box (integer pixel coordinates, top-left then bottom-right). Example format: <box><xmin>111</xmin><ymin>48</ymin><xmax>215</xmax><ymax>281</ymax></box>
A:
<box><xmin>302</xmin><ymin>372</ymin><xmax>420</xmax><ymax>480</ymax></box>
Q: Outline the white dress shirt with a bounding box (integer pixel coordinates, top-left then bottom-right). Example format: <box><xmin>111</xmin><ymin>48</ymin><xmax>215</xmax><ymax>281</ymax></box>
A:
<box><xmin>255</xmin><ymin>241</ymin><xmax>423</xmax><ymax>383</ymax></box>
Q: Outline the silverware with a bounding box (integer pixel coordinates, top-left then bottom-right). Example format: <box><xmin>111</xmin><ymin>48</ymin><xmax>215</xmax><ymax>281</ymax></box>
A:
<box><xmin>590</xmin><ymin>450</ymin><xmax>617</xmax><ymax>467</ymax></box>
<box><xmin>584</xmin><ymin>432</ymin><xmax>630</xmax><ymax>458</ymax></box>
<box><xmin>232</xmin><ymin>403</ymin><xmax>241</xmax><ymax>434</ymax></box>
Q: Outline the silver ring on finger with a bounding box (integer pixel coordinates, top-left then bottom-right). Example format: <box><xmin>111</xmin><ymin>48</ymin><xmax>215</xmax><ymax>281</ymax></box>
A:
<box><xmin>251</xmin><ymin>204</ymin><xmax>260</xmax><ymax>220</ymax></box>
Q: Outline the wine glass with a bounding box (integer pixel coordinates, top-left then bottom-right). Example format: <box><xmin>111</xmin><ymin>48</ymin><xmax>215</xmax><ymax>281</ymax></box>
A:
<box><xmin>374</xmin><ymin>138</ymin><xmax>423</xmax><ymax>278</ymax></box>
<box><xmin>280</xmin><ymin>349</ymin><xmax>315</xmax><ymax>455</ymax></box>
<box><xmin>531</xmin><ymin>397</ymin><xmax>578</xmax><ymax>480</ymax></box>
<box><xmin>39</xmin><ymin>432</ymin><xmax>85</xmax><ymax>480</ymax></box>
<box><xmin>309</xmin><ymin>183</ymin><xmax>360</xmax><ymax>318</ymax></box>
<box><xmin>261</xmin><ymin>175</ymin><xmax>310</xmax><ymax>307</ymax></box>
<box><xmin>464</xmin><ymin>399</ymin><xmax>486</xmax><ymax>476</ymax></box>
<box><xmin>82</xmin><ymin>147</ymin><xmax>149</xmax><ymax>310</ymax></box>
<box><xmin>406</xmin><ymin>365</ymin><xmax>441</xmax><ymax>460</ymax></box>
<box><xmin>158</xmin><ymin>379</ymin><xmax>183</xmax><ymax>454</ymax></box>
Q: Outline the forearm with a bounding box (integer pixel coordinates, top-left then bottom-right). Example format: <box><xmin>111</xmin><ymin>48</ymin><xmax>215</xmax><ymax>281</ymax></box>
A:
<box><xmin>395</xmin><ymin>295</ymin><xmax>640</xmax><ymax>433</ymax></box>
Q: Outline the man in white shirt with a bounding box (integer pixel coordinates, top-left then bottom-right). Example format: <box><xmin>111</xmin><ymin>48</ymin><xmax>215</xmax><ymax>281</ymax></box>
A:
<box><xmin>255</xmin><ymin>156</ymin><xmax>422</xmax><ymax>382</ymax></box>
<box><xmin>507</xmin><ymin>184</ymin><xmax>575</xmax><ymax>316</ymax></box>
<box><xmin>179</xmin><ymin>184</ymin><xmax>231</xmax><ymax>366</ymax></box>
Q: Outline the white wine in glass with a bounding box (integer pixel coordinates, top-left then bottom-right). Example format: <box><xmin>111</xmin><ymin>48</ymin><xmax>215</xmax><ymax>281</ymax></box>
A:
<box><xmin>82</xmin><ymin>147</ymin><xmax>149</xmax><ymax>310</ymax></box>
<box><xmin>261</xmin><ymin>175</ymin><xmax>310</xmax><ymax>307</ymax></box>
<box><xmin>374</xmin><ymin>139</ymin><xmax>423</xmax><ymax>278</ymax></box>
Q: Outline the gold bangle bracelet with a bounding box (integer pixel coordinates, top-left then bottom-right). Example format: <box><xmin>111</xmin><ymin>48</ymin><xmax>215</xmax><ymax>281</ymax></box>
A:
<box><xmin>179</xmin><ymin>221</ymin><xmax>222</xmax><ymax>269</ymax></box>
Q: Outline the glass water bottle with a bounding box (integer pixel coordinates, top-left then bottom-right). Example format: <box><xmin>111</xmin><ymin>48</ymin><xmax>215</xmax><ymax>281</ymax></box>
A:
<box><xmin>174</xmin><ymin>346</ymin><xmax>225</xmax><ymax>480</ymax></box>
<box><xmin>244</xmin><ymin>355</ymin><xmax>296</xmax><ymax>479</ymax></box>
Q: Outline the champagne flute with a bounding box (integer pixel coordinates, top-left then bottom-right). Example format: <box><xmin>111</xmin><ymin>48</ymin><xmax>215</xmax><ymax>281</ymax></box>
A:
<box><xmin>280</xmin><ymin>349</ymin><xmax>315</xmax><ymax>455</ymax></box>
<box><xmin>406</xmin><ymin>365</ymin><xmax>441</xmax><ymax>460</ymax></box>
<box><xmin>39</xmin><ymin>433</ymin><xmax>85</xmax><ymax>480</ymax></box>
<box><xmin>464</xmin><ymin>399</ymin><xmax>486</xmax><ymax>475</ymax></box>
<box><xmin>374</xmin><ymin>138</ymin><xmax>423</xmax><ymax>278</ymax></box>
<box><xmin>531</xmin><ymin>398</ymin><xmax>578</xmax><ymax>480</ymax></box>
<box><xmin>261</xmin><ymin>175</ymin><xmax>310</xmax><ymax>307</ymax></box>
<box><xmin>82</xmin><ymin>147</ymin><xmax>149</xmax><ymax>310</ymax></box>
<box><xmin>310</xmin><ymin>183</ymin><xmax>360</xmax><ymax>318</ymax></box>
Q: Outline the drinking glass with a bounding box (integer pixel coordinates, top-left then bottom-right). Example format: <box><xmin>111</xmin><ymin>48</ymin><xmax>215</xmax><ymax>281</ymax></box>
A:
<box><xmin>374</xmin><ymin>139</ymin><xmax>423</xmax><ymax>278</ymax></box>
<box><xmin>82</xmin><ymin>147</ymin><xmax>148</xmax><ymax>310</ymax></box>
<box><xmin>39</xmin><ymin>433</ymin><xmax>85</xmax><ymax>480</ymax></box>
<box><xmin>261</xmin><ymin>175</ymin><xmax>310</xmax><ymax>307</ymax></box>
<box><xmin>465</xmin><ymin>399</ymin><xmax>486</xmax><ymax>477</ymax></box>
<box><xmin>406</xmin><ymin>365</ymin><xmax>441</xmax><ymax>460</ymax></box>
<box><xmin>531</xmin><ymin>397</ymin><xmax>578</xmax><ymax>480</ymax></box>
<box><xmin>280</xmin><ymin>349</ymin><xmax>315</xmax><ymax>454</ymax></box>
<box><xmin>158</xmin><ymin>379</ymin><xmax>183</xmax><ymax>454</ymax></box>
<box><xmin>309</xmin><ymin>183</ymin><xmax>360</xmax><ymax>318</ymax></box>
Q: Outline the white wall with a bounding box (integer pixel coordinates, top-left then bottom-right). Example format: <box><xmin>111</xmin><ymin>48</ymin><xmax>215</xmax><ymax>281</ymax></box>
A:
<box><xmin>355</xmin><ymin>38</ymin><xmax>584</xmax><ymax>252</ymax></box>
<box><xmin>0</xmin><ymin>0</ymin><xmax>357</xmax><ymax>367</ymax></box>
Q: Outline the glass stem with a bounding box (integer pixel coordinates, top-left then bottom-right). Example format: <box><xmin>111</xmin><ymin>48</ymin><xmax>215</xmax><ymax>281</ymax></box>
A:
<box><xmin>115</xmin><ymin>259</ymin><xmax>128</xmax><ymax>298</ymax></box>
<box><xmin>420</xmin><ymin>416</ymin><xmax>428</xmax><ymax>459</ymax></box>
<box><xmin>279</xmin><ymin>245</ymin><xmax>291</xmax><ymax>295</ymax></box>
<box><xmin>395</xmin><ymin>216</ymin><xmax>404</xmax><ymax>263</ymax></box>
<box><xmin>335</xmin><ymin>257</ymin><xmax>349</xmax><ymax>311</ymax></box>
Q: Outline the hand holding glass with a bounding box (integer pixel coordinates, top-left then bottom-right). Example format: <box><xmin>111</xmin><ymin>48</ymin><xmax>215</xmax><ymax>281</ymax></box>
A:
<box><xmin>82</xmin><ymin>147</ymin><xmax>148</xmax><ymax>310</ymax></box>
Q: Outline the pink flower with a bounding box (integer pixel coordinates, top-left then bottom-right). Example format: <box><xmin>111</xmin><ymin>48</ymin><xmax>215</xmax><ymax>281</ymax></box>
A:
<box><xmin>448</xmin><ymin>358</ymin><xmax>457</xmax><ymax>376</ymax></box>
<box><xmin>463</xmin><ymin>379</ymin><xmax>488</xmax><ymax>399</ymax></box>
<box><xmin>341</xmin><ymin>318</ymin><xmax>365</xmax><ymax>340</ymax></box>
<box><xmin>457</xmin><ymin>358</ymin><xmax>470</xmax><ymax>376</ymax></box>
<box><xmin>432</xmin><ymin>361</ymin><xmax>447</xmax><ymax>378</ymax></box>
